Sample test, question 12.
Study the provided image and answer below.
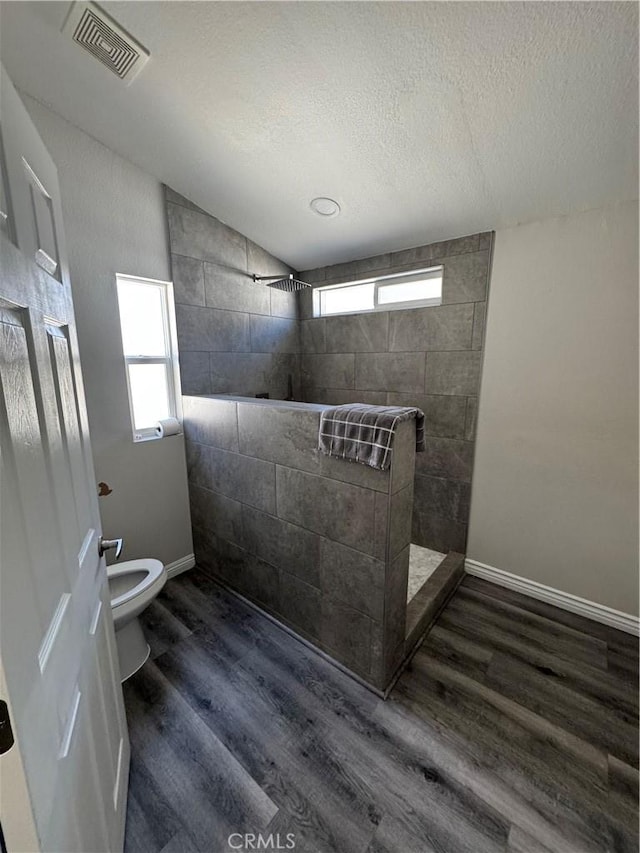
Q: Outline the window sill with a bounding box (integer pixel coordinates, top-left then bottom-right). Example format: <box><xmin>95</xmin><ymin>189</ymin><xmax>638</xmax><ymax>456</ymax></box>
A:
<box><xmin>314</xmin><ymin>298</ymin><xmax>442</xmax><ymax>319</ymax></box>
<box><xmin>133</xmin><ymin>433</ymin><xmax>162</xmax><ymax>443</ymax></box>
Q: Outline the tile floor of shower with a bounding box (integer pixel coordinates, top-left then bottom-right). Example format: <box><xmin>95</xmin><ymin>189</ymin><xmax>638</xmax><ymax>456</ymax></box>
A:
<box><xmin>407</xmin><ymin>544</ymin><xmax>446</xmax><ymax>602</ymax></box>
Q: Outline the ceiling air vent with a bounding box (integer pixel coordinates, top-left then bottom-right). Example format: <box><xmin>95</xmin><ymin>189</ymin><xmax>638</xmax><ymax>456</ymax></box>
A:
<box><xmin>63</xmin><ymin>2</ymin><xmax>150</xmax><ymax>84</ymax></box>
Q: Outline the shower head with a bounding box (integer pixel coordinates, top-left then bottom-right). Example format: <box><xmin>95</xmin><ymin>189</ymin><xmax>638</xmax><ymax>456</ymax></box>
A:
<box><xmin>252</xmin><ymin>273</ymin><xmax>311</xmax><ymax>292</ymax></box>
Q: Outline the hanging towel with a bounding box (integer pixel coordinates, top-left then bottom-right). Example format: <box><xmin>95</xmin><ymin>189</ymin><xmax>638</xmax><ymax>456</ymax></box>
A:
<box><xmin>318</xmin><ymin>404</ymin><xmax>425</xmax><ymax>471</ymax></box>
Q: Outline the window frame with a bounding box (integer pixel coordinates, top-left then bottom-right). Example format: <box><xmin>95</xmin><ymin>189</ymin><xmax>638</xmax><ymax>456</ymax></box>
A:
<box><xmin>116</xmin><ymin>273</ymin><xmax>181</xmax><ymax>442</ymax></box>
<box><xmin>313</xmin><ymin>265</ymin><xmax>444</xmax><ymax>318</ymax></box>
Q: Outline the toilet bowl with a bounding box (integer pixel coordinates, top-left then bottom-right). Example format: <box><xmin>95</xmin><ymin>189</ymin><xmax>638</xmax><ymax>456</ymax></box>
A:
<box><xmin>107</xmin><ymin>558</ymin><xmax>167</xmax><ymax>681</ymax></box>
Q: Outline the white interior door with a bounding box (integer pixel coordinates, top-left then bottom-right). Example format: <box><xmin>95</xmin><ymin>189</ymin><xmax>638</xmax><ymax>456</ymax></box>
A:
<box><xmin>0</xmin><ymin>67</ymin><xmax>129</xmax><ymax>852</ymax></box>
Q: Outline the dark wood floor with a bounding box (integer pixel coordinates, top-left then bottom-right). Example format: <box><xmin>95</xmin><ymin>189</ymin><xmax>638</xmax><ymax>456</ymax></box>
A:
<box><xmin>124</xmin><ymin>568</ymin><xmax>639</xmax><ymax>853</ymax></box>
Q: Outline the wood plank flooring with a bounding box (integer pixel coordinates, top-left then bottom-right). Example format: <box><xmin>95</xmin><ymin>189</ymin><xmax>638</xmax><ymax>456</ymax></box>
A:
<box><xmin>124</xmin><ymin>568</ymin><xmax>639</xmax><ymax>853</ymax></box>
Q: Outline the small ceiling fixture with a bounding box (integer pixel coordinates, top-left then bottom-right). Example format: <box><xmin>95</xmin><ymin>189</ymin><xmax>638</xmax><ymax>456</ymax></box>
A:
<box><xmin>310</xmin><ymin>197</ymin><xmax>340</xmax><ymax>218</ymax></box>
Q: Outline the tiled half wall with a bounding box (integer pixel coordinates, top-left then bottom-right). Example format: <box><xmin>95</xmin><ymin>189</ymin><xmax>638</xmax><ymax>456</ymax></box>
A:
<box><xmin>183</xmin><ymin>395</ymin><xmax>416</xmax><ymax>691</ymax></box>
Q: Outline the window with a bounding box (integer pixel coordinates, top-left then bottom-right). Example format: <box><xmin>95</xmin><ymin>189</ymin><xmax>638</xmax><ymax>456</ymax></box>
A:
<box><xmin>314</xmin><ymin>266</ymin><xmax>443</xmax><ymax>317</ymax></box>
<box><xmin>116</xmin><ymin>274</ymin><xmax>179</xmax><ymax>441</ymax></box>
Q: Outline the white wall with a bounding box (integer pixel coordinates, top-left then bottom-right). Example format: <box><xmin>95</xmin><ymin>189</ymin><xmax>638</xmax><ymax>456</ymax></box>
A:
<box><xmin>23</xmin><ymin>95</ymin><xmax>193</xmax><ymax>567</ymax></box>
<box><xmin>468</xmin><ymin>201</ymin><xmax>638</xmax><ymax>615</ymax></box>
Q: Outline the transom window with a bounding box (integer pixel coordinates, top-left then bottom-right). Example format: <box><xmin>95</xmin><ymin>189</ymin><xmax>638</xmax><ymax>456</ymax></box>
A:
<box><xmin>314</xmin><ymin>266</ymin><xmax>443</xmax><ymax>317</ymax></box>
<box><xmin>116</xmin><ymin>274</ymin><xmax>179</xmax><ymax>441</ymax></box>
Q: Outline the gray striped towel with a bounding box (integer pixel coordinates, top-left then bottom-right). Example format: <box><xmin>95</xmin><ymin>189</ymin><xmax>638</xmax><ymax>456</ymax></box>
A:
<box><xmin>318</xmin><ymin>404</ymin><xmax>425</xmax><ymax>471</ymax></box>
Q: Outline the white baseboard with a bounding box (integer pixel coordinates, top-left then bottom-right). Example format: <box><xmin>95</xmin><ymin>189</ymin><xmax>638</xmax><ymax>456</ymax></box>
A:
<box><xmin>166</xmin><ymin>553</ymin><xmax>195</xmax><ymax>579</ymax></box>
<box><xmin>465</xmin><ymin>559</ymin><xmax>639</xmax><ymax>636</ymax></box>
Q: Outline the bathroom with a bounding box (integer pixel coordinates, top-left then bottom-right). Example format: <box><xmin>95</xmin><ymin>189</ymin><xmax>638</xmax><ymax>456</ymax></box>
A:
<box><xmin>170</xmin><ymin>192</ymin><xmax>490</xmax><ymax>690</ymax></box>
<box><xmin>0</xmin><ymin>3</ymin><xmax>638</xmax><ymax>853</ymax></box>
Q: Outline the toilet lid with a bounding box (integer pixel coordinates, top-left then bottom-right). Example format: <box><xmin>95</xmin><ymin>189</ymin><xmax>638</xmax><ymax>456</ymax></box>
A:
<box><xmin>107</xmin><ymin>558</ymin><xmax>165</xmax><ymax>609</ymax></box>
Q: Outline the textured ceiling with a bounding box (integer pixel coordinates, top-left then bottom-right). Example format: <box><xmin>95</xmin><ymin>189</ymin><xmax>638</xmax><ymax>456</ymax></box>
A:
<box><xmin>0</xmin><ymin>1</ymin><xmax>637</xmax><ymax>268</ymax></box>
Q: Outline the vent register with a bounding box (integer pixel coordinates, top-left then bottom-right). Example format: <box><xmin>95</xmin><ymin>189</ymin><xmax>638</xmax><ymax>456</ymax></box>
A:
<box><xmin>63</xmin><ymin>2</ymin><xmax>150</xmax><ymax>83</ymax></box>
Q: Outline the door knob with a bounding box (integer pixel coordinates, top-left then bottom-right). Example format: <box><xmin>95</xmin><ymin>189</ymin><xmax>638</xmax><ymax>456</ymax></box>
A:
<box><xmin>99</xmin><ymin>537</ymin><xmax>123</xmax><ymax>560</ymax></box>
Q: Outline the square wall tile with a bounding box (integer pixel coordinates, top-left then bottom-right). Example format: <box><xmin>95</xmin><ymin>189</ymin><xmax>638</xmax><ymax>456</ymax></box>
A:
<box><xmin>300</xmin><ymin>268</ymin><xmax>326</xmax><ymax>284</ymax></box>
<box><xmin>412</xmin><ymin>508</ymin><xmax>467</xmax><ymax>554</ymax></box>
<box><xmin>207</xmin><ymin>446</ymin><xmax>276</xmax><ymax>514</ymax></box>
<box><xmin>465</xmin><ymin>396</ymin><xmax>478</xmax><ymax>441</ymax></box>
<box><xmin>238</xmin><ymin>403</ymin><xmax>319</xmax><ymax>468</ymax></box>
<box><xmin>389</xmin><ymin>303</ymin><xmax>473</xmax><ymax>352</ymax></box>
<box><xmin>171</xmin><ymin>254</ymin><xmax>205</xmax><ymax>306</ymax></box>
<box><xmin>386</xmin><ymin>392</ymin><xmax>468</xmax><ymax>439</ymax></box>
<box><xmin>270</xmin><ymin>287</ymin><xmax>299</xmax><ymax>320</ymax></box>
<box><xmin>276</xmin><ymin>466</ymin><xmax>377</xmax><ymax>555</ymax></box>
<box><xmin>185</xmin><ymin>440</ymin><xmax>211</xmax><ymax>489</ymax></box>
<box><xmin>440</xmin><ymin>251</ymin><xmax>489</xmax><ymax>304</ymax></box>
<box><xmin>322</xmin><ymin>259</ymin><xmax>359</xmax><ymax>283</ymax></box>
<box><xmin>320</xmin><ymin>597</ymin><xmax>372</xmax><ymax>676</ymax></box>
<box><xmin>303</xmin><ymin>388</ymin><xmax>388</xmax><ymax>406</ymax></box>
<box><xmin>425</xmin><ymin>351</ymin><xmax>481</xmax><ymax>396</ymax></box>
<box><xmin>472</xmin><ymin>301</ymin><xmax>486</xmax><ymax>350</ymax></box>
<box><xmin>390</xmin><ymin>242</ymin><xmax>439</xmax><ymax>267</ymax></box>
<box><xmin>189</xmin><ymin>485</ymin><xmax>243</xmax><ymax>544</ymax></box>
<box><xmin>443</xmin><ymin>234</ymin><xmax>481</xmax><ymax>256</ymax></box>
<box><xmin>301</xmin><ymin>354</ymin><xmax>355</xmax><ymax>390</ymax></box>
<box><xmin>242</xmin><ymin>504</ymin><xmax>321</xmax><ymax>587</ymax></box>
<box><xmin>204</xmin><ymin>262</ymin><xmax>270</xmax><ymax>315</ymax></box>
<box><xmin>242</xmin><ymin>552</ymin><xmax>280</xmax><ymax>612</ymax></box>
<box><xmin>238</xmin><ymin>402</ymin><xmax>390</xmax><ymax>492</ymax></box>
<box><xmin>356</xmin><ymin>253</ymin><xmax>391</xmax><ymax>274</ymax></box>
<box><xmin>183</xmin><ymin>395</ymin><xmax>239</xmax><ymax>451</ymax></box>
<box><xmin>415</xmin><ymin>436</ymin><xmax>474</xmax><ymax>481</ymax></box>
<box><xmin>278</xmin><ymin>572</ymin><xmax>321</xmax><ymax>638</ymax></box>
<box><xmin>318</xmin><ymin>538</ymin><xmax>385</xmax><ymax>621</ymax></box>
<box><xmin>478</xmin><ymin>232</ymin><xmax>493</xmax><ymax>251</ymax></box>
<box><xmin>413</xmin><ymin>474</ymin><xmax>471</xmax><ymax>524</ymax></box>
<box><xmin>389</xmin><ymin>483</ymin><xmax>413</xmax><ymax>560</ymax></box>
<box><xmin>270</xmin><ymin>354</ymin><xmax>301</xmax><ymax>400</ymax></box>
<box><xmin>384</xmin><ymin>545</ymin><xmax>410</xmax><ymax>666</ymax></box>
<box><xmin>250</xmin><ymin>315</ymin><xmax>299</xmax><ymax>354</ymax></box>
<box><xmin>179</xmin><ymin>352</ymin><xmax>211</xmax><ymax>395</ymax></box>
<box><xmin>325</xmin><ymin>312</ymin><xmax>389</xmax><ymax>353</ymax></box>
<box><xmin>300</xmin><ymin>319</ymin><xmax>327</xmax><ymax>354</ymax></box>
<box><xmin>176</xmin><ymin>304</ymin><xmax>250</xmax><ymax>352</ymax></box>
<box><xmin>390</xmin><ymin>419</ymin><xmax>416</xmax><ymax>494</ymax></box>
<box><xmin>193</xmin><ymin>527</ymin><xmax>247</xmax><ymax>585</ymax></box>
<box><xmin>247</xmin><ymin>238</ymin><xmax>290</xmax><ymax>278</ymax></box>
<box><xmin>355</xmin><ymin>352</ymin><xmax>425</xmax><ymax>393</ymax></box>
<box><xmin>298</xmin><ymin>287</ymin><xmax>314</xmax><ymax>320</ymax></box>
<box><xmin>373</xmin><ymin>491</ymin><xmax>390</xmax><ymax>562</ymax></box>
<box><xmin>165</xmin><ymin>186</ymin><xmax>207</xmax><ymax>213</ymax></box>
<box><xmin>209</xmin><ymin>352</ymin><xmax>272</xmax><ymax>396</ymax></box>
<box><xmin>167</xmin><ymin>202</ymin><xmax>247</xmax><ymax>270</ymax></box>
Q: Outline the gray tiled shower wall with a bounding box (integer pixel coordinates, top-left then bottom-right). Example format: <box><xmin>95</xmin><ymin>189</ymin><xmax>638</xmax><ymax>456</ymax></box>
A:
<box><xmin>298</xmin><ymin>233</ymin><xmax>493</xmax><ymax>554</ymax></box>
<box><xmin>183</xmin><ymin>394</ymin><xmax>416</xmax><ymax>691</ymax></box>
<box><xmin>165</xmin><ymin>185</ymin><xmax>492</xmax><ymax>554</ymax></box>
<box><xmin>165</xmin><ymin>187</ymin><xmax>301</xmax><ymax>400</ymax></box>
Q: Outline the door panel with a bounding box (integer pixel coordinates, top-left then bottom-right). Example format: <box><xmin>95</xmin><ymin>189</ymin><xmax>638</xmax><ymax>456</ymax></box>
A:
<box><xmin>22</xmin><ymin>157</ymin><xmax>61</xmax><ymax>279</ymax></box>
<box><xmin>0</xmin><ymin>136</ymin><xmax>15</xmax><ymax>244</ymax></box>
<box><xmin>46</xmin><ymin>322</ymin><xmax>94</xmax><ymax>552</ymax></box>
<box><xmin>0</xmin><ymin>66</ymin><xmax>129</xmax><ymax>852</ymax></box>
<box><xmin>0</xmin><ymin>305</ymin><xmax>68</xmax><ymax>632</ymax></box>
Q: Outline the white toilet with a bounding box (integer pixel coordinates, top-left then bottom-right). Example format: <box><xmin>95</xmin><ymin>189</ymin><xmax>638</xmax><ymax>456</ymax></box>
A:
<box><xmin>107</xmin><ymin>558</ymin><xmax>167</xmax><ymax>681</ymax></box>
